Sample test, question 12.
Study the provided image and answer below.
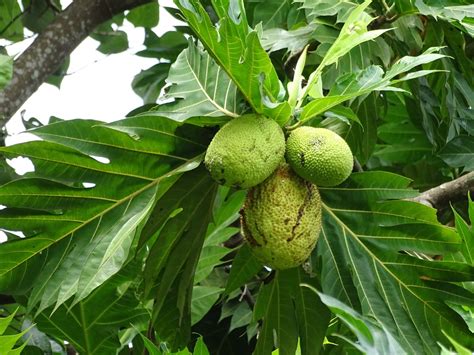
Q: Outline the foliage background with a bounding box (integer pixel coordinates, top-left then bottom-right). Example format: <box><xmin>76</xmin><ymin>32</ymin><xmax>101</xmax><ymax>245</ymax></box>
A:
<box><xmin>0</xmin><ymin>0</ymin><xmax>473</xmax><ymax>354</ymax></box>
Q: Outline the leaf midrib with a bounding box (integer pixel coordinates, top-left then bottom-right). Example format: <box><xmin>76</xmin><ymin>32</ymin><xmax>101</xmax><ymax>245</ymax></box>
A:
<box><xmin>322</xmin><ymin>203</ymin><xmax>464</xmax><ymax>344</ymax></box>
<box><xmin>184</xmin><ymin>46</ymin><xmax>239</xmax><ymax>118</ymax></box>
<box><xmin>35</xmin><ymin>132</ymin><xmax>190</xmax><ymax>162</ymax></box>
<box><xmin>0</xmin><ymin>156</ymin><xmax>202</xmax><ymax>276</ymax></box>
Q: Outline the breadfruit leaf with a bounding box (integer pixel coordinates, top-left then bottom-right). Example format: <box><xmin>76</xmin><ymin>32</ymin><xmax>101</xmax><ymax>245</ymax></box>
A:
<box><xmin>0</xmin><ymin>54</ymin><xmax>13</xmax><ymax>91</ymax></box>
<box><xmin>174</xmin><ymin>0</ymin><xmax>291</xmax><ymax>124</ymax></box>
<box><xmin>453</xmin><ymin>195</ymin><xmax>474</xmax><ymax>266</ymax></box>
<box><xmin>318</xmin><ymin>171</ymin><xmax>474</xmax><ymax>352</ymax></box>
<box><xmin>311</xmin><ymin>290</ymin><xmax>406</xmax><ymax>354</ymax></box>
<box><xmin>438</xmin><ymin>136</ymin><xmax>474</xmax><ymax>171</ymax></box>
<box><xmin>298</xmin><ymin>0</ymin><xmax>390</xmax><ymax>106</ymax></box>
<box><xmin>299</xmin><ymin>46</ymin><xmax>447</xmax><ymax>123</ymax></box>
<box><xmin>414</xmin><ymin>1</ymin><xmax>474</xmax><ymax>36</ymax></box>
<box><xmin>142</xmin><ymin>167</ymin><xmax>218</xmax><ymax>349</ymax></box>
<box><xmin>0</xmin><ymin>115</ymin><xmax>212</xmax><ymax>313</ymax></box>
<box><xmin>253</xmin><ymin>269</ymin><xmax>299</xmax><ymax>355</ymax></box>
<box><xmin>253</xmin><ymin>269</ymin><xmax>330</xmax><ymax>355</ymax></box>
<box><xmin>155</xmin><ymin>40</ymin><xmax>243</xmax><ymax>120</ymax></box>
<box><xmin>294</xmin><ymin>0</ymin><xmax>356</xmax><ymax>21</ymax></box>
<box><xmin>0</xmin><ymin>308</ymin><xmax>30</xmax><ymax>354</ymax></box>
<box><xmin>34</xmin><ymin>260</ymin><xmax>149</xmax><ymax>354</ymax></box>
<box><xmin>195</xmin><ymin>188</ymin><xmax>244</xmax><ymax>283</ymax></box>
<box><xmin>224</xmin><ymin>244</ymin><xmax>263</xmax><ymax>295</ymax></box>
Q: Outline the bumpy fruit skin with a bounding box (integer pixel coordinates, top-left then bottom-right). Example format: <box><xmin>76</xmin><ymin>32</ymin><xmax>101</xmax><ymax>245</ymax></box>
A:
<box><xmin>286</xmin><ymin>127</ymin><xmax>353</xmax><ymax>187</ymax></box>
<box><xmin>241</xmin><ymin>164</ymin><xmax>322</xmax><ymax>269</ymax></box>
<box><xmin>204</xmin><ymin>114</ymin><xmax>285</xmax><ymax>189</ymax></box>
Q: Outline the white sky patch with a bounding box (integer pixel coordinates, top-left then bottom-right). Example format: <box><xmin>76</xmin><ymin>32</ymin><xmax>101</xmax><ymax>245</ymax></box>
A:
<box><xmin>6</xmin><ymin>157</ymin><xmax>35</xmax><ymax>175</ymax></box>
<box><xmin>0</xmin><ymin>229</ymin><xmax>27</xmax><ymax>244</ymax></box>
<box><xmin>90</xmin><ymin>155</ymin><xmax>110</xmax><ymax>164</ymax></box>
<box><xmin>4</xmin><ymin>132</ymin><xmax>40</xmax><ymax>146</ymax></box>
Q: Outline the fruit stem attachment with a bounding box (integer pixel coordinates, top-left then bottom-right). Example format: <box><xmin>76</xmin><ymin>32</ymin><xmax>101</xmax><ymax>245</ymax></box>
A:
<box><xmin>285</xmin><ymin>120</ymin><xmax>305</xmax><ymax>131</ymax></box>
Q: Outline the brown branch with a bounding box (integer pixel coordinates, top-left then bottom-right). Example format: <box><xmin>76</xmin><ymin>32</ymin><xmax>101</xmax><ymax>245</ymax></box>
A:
<box><xmin>409</xmin><ymin>172</ymin><xmax>474</xmax><ymax>210</ymax></box>
<box><xmin>0</xmin><ymin>0</ymin><xmax>154</xmax><ymax>138</ymax></box>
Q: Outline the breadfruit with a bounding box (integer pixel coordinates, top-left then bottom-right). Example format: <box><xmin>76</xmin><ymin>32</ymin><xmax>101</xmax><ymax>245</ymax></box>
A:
<box><xmin>204</xmin><ymin>114</ymin><xmax>285</xmax><ymax>189</ymax></box>
<box><xmin>241</xmin><ymin>164</ymin><xmax>322</xmax><ymax>269</ymax></box>
<box><xmin>286</xmin><ymin>127</ymin><xmax>353</xmax><ymax>187</ymax></box>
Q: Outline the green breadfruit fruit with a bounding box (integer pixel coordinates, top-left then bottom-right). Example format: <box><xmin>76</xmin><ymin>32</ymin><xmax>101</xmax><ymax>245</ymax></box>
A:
<box><xmin>241</xmin><ymin>164</ymin><xmax>322</xmax><ymax>270</ymax></box>
<box><xmin>286</xmin><ymin>127</ymin><xmax>353</xmax><ymax>187</ymax></box>
<box><xmin>204</xmin><ymin>114</ymin><xmax>285</xmax><ymax>189</ymax></box>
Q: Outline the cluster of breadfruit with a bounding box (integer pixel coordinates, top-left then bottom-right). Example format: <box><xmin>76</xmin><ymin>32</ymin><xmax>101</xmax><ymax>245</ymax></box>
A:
<box><xmin>204</xmin><ymin>114</ymin><xmax>353</xmax><ymax>269</ymax></box>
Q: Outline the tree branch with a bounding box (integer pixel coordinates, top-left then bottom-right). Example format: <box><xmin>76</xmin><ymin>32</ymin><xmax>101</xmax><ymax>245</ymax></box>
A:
<box><xmin>409</xmin><ymin>172</ymin><xmax>474</xmax><ymax>210</ymax></box>
<box><xmin>0</xmin><ymin>0</ymin><xmax>154</xmax><ymax>137</ymax></box>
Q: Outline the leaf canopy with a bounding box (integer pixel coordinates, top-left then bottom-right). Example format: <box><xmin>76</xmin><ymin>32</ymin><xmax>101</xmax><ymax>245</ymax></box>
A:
<box><xmin>1</xmin><ymin>0</ymin><xmax>474</xmax><ymax>353</ymax></box>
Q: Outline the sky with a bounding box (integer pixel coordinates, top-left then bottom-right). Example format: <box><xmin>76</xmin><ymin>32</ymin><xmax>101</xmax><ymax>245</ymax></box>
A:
<box><xmin>4</xmin><ymin>0</ymin><xmax>181</xmax><ymax>139</ymax></box>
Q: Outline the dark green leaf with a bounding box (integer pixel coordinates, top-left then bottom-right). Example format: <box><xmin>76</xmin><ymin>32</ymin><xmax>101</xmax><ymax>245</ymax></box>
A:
<box><xmin>438</xmin><ymin>136</ymin><xmax>474</xmax><ymax>171</ymax></box>
<box><xmin>293</xmin><ymin>270</ymin><xmax>330</xmax><ymax>355</ymax></box>
<box><xmin>0</xmin><ymin>0</ymin><xmax>23</xmax><ymax>41</ymax></box>
<box><xmin>224</xmin><ymin>244</ymin><xmax>263</xmax><ymax>295</ymax></box>
<box><xmin>252</xmin><ymin>269</ymin><xmax>329</xmax><ymax>355</ymax></box>
<box><xmin>229</xmin><ymin>302</ymin><xmax>252</xmax><ymax>332</ymax></box>
<box><xmin>253</xmin><ymin>269</ymin><xmax>298</xmax><ymax>355</ymax></box>
<box><xmin>21</xmin><ymin>0</ymin><xmax>59</xmax><ymax>33</ymax></box>
<box><xmin>174</xmin><ymin>0</ymin><xmax>291</xmax><ymax>123</ymax></box>
<box><xmin>90</xmin><ymin>22</ymin><xmax>129</xmax><ymax>54</ymax></box>
<box><xmin>251</xmin><ymin>0</ymin><xmax>291</xmax><ymax>29</ymax></box>
<box><xmin>137</xmin><ymin>30</ymin><xmax>188</xmax><ymax>61</ymax></box>
<box><xmin>414</xmin><ymin>1</ymin><xmax>474</xmax><ymax>36</ymax></box>
<box><xmin>346</xmin><ymin>93</ymin><xmax>380</xmax><ymax>165</ymax></box>
<box><xmin>392</xmin><ymin>16</ymin><xmax>423</xmax><ymax>53</ymax></box>
<box><xmin>0</xmin><ymin>54</ymin><xmax>12</xmax><ymax>90</ymax></box>
<box><xmin>35</xmin><ymin>261</ymin><xmax>148</xmax><ymax>354</ymax></box>
<box><xmin>148</xmin><ymin>168</ymin><xmax>218</xmax><ymax>349</ymax></box>
<box><xmin>45</xmin><ymin>57</ymin><xmax>69</xmax><ymax>89</ymax></box>
<box><xmin>127</xmin><ymin>2</ymin><xmax>159</xmax><ymax>28</ymax></box>
<box><xmin>191</xmin><ymin>286</ymin><xmax>223</xmax><ymax>325</ymax></box>
<box><xmin>324</xmin><ymin>105</ymin><xmax>362</xmax><ymax>127</ymax></box>
<box><xmin>195</xmin><ymin>246</ymin><xmax>230</xmax><ymax>283</ymax></box>
<box><xmin>135</xmin><ymin>330</ymin><xmax>162</xmax><ymax>355</ymax></box>
<box><xmin>132</xmin><ymin>62</ymin><xmax>170</xmax><ymax>104</ymax></box>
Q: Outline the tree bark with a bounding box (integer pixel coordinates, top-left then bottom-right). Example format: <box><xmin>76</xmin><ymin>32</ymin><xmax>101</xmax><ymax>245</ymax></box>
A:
<box><xmin>0</xmin><ymin>0</ymin><xmax>154</xmax><ymax>136</ymax></box>
<box><xmin>409</xmin><ymin>171</ymin><xmax>474</xmax><ymax>210</ymax></box>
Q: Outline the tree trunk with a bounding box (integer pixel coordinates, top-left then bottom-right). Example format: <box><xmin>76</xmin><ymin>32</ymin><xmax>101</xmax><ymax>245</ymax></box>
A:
<box><xmin>0</xmin><ymin>0</ymin><xmax>154</xmax><ymax>140</ymax></box>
